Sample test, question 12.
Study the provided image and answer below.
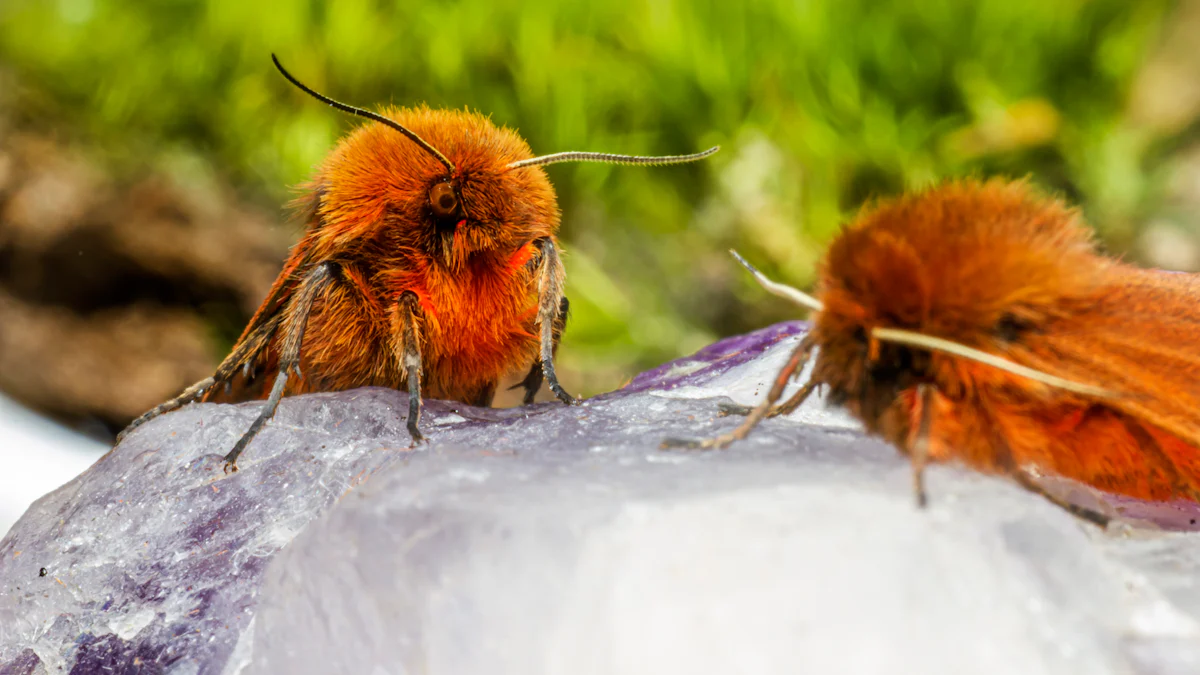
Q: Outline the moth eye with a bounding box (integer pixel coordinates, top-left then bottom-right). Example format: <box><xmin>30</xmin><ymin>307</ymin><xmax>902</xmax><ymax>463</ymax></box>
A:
<box><xmin>994</xmin><ymin>313</ymin><xmax>1031</xmax><ymax>343</ymax></box>
<box><xmin>429</xmin><ymin>182</ymin><xmax>459</xmax><ymax>218</ymax></box>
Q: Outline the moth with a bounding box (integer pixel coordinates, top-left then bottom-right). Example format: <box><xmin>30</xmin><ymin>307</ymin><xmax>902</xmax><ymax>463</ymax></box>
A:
<box><xmin>119</xmin><ymin>55</ymin><xmax>717</xmax><ymax>470</ymax></box>
<box><xmin>669</xmin><ymin>179</ymin><xmax>1200</xmax><ymax>526</ymax></box>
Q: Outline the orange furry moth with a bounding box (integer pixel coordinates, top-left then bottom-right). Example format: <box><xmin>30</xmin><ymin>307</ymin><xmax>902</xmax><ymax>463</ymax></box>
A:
<box><xmin>667</xmin><ymin>179</ymin><xmax>1200</xmax><ymax>526</ymax></box>
<box><xmin>119</xmin><ymin>54</ymin><xmax>718</xmax><ymax>471</ymax></box>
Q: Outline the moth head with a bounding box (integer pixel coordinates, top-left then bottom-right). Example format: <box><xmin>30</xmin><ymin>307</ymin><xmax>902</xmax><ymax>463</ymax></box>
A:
<box><xmin>274</xmin><ymin>54</ymin><xmax>718</xmax><ymax>268</ymax></box>
<box><xmin>818</xmin><ymin>179</ymin><xmax>1106</xmax><ymax>360</ymax></box>
<box><xmin>728</xmin><ymin>180</ymin><xmax>1116</xmax><ymax>412</ymax></box>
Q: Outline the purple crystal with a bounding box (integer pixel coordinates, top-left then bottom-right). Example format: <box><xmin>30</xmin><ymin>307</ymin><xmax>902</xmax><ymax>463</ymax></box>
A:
<box><xmin>2</xmin><ymin>323</ymin><xmax>1200</xmax><ymax>673</ymax></box>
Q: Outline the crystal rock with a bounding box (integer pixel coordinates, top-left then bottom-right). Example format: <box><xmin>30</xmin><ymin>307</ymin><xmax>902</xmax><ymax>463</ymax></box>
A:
<box><xmin>3</xmin><ymin>322</ymin><xmax>1200</xmax><ymax>674</ymax></box>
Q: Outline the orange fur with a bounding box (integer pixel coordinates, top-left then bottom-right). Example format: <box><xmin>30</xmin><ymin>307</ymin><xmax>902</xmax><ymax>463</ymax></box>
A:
<box><xmin>206</xmin><ymin>106</ymin><xmax>556</xmax><ymax>407</ymax></box>
<box><xmin>801</xmin><ymin>179</ymin><xmax>1200</xmax><ymax>503</ymax></box>
<box><xmin>120</xmin><ymin>58</ymin><xmax>715</xmax><ymax>468</ymax></box>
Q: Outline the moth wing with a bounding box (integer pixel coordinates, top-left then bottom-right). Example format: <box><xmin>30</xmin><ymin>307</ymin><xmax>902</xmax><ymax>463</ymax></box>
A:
<box><xmin>232</xmin><ymin>188</ymin><xmax>330</xmax><ymax>346</ymax></box>
<box><xmin>1027</xmin><ymin>267</ymin><xmax>1200</xmax><ymax>484</ymax></box>
<box><xmin>203</xmin><ymin>237</ymin><xmax>320</xmax><ymax>402</ymax></box>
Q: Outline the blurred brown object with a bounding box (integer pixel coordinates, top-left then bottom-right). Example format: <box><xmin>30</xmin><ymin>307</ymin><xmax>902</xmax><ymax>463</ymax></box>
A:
<box><xmin>0</xmin><ymin>134</ymin><xmax>289</xmax><ymax>438</ymax></box>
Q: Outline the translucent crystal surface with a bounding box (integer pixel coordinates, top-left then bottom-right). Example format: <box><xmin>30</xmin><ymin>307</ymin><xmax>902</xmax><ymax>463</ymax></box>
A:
<box><xmin>3</xmin><ymin>322</ymin><xmax>1200</xmax><ymax>674</ymax></box>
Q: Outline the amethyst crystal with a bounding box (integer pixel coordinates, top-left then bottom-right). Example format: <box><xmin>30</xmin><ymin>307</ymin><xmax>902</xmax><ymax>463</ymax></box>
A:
<box><xmin>3</xmin><ymin>323</ymin><xmax>1200</xmax><ymax>674</ymax></box>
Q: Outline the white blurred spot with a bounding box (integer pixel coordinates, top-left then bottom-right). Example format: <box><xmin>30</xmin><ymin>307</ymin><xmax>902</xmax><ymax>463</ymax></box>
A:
<box><xmin>0</xmin><ymin>393</ymin><xmax>105</xmax><ymax>538</ymax></box>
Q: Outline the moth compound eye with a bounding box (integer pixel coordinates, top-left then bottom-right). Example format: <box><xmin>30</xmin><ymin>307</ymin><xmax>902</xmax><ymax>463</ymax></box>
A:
<box><xmin>994</xmin><ymin>313</ymin><xmax>1032</xmax><ymax>343</ymax></box>
<box><xmin>429</xmin><ymin>182</ymin><xmax>459</xmax><ymax>218</ymax></box>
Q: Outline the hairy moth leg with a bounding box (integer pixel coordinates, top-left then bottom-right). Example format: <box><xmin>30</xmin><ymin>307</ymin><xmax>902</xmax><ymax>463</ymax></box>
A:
<box><xmin>116</xmin><ymin>314</ymin><xmax>284</xmax><ymax>444</ymax></box>
<box><xmin>662</xmin><ymin>339</ymin><xmax>815</xmax><ymax>451</ymax></box>
<box><xmin>1010</xmin><ymin>470</ymin><xmax>1111</xmax><ymax>527</ymax></box>
<box><xmin>512</xmin><ymin>296</ymin><xmax>570</xmax><ymax>405</ymax></box>
<box><xmin>469</xmin><ymin>383</ymin><xmax>498</xmax><ymax>408</ymax></box>
<box><xmin>978</xmin><ymin>403</ymin><xmax>1111</xmax><ymax>527</ymax></box>
<box><xmin>529</xmin><ymin>238</ymin><xmax>575</xmax><ymax>405</ymax></box>
<box><xmin>771</xmin><ymin>382</ymin><xmax>818</xmax><ymax>417</ymax></box>
<box><xmin>909</xmin><ymin>383</ymin><xmax>935</xmax><ymax>508</ymax></box>
<box><xmin>392</xmin><ymin>291</ymin><xmax>425</xmax><ymax>443</ymax></box>
<box><xmin>717</xmin><ymin>375</ymin><xmax>817</xmax><ymax>419</ymax></box>
<box><xmin>223</xmin><ymin>262</ymin><xmax>335</xmax><ymax>472</ymax></box>
<box><xmin>116</xmin><ymin>377</ymin><xmax>216</xmax><ymax>444</ymax></box>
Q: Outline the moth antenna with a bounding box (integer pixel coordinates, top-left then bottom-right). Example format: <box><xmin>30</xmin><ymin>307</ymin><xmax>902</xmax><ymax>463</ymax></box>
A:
<box><xmin>870</xmin><ymin>327</ymin><xmax>1115</xmax><ymax>398</ymax></box>
<box><xmin>271</xmin><ymin>54</ymin><xmax>456</xmax><ymax>175</ymax></box>
<box><xmin>730</xmin><ymin>250</ymin><xmax>824</xmax><ymax>313</ymax></box>
<box><xmin>507</xmin><ymin>146</ymin><xmax>719</xmax><ymax>170</ymax></box>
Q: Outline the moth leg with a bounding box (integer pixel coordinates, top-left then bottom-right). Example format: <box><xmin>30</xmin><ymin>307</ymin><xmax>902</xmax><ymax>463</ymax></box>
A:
<box><xmin>209</xmin><ymin>313</ymin><xmax>284</xmax><ymax>392</ymax></box>
<box><xmin>979</xmin><ymin>404</ymin><xmax>1111</xmax><ymax>527</ymax></box>
<box><xmin>662</xmin><ymin>339</ymin><xmax>814</xmax><ymax>451</ymax></box>
<box><xmin>530</xmin><ymin>238</ymin><xmax>576</xmax><ymax>405</ymax></box>
<box><xmin>116</xmin><ymin>313</ymin><xmax>284</xmax><ymax>444</ymax></box>
<box><xmin>512</xmin><ymin>364</ymin><xmax>542</xmax><ymax>406</ymax></box>
<box><xmin>718</xmin><ymin>379</ymin><xmax>815</xmax><ymax>419</ymax></box>
<box><xmin>909</xmin><ymin>383</ymin><xmax>936</xmax><ymax>508</ymax></box>
<box><xmin>771</xmin><ymin>382</ymin><xmax>817</xmax><ymax>417</ymax></box>
<box><xmin>469</xmin><ymin>383</ymin><xmax>498</xmax><ymax>408</ymax></box>
<box><xmin>512</xmin><ymin>296</ymin><xmax>570</xmax><ymax>405</ymax></box>
<box><xmin>223</xmin><ymin>262</ymin><xmax>336</xmax><ymax>472</ymax></box>
<box><xmin>1010</xmin><ymin>470</ymin><xmax>1111</xmax><ymax>528</ymax></box>
<box><xmin>391</xmin><ymin>291</ymin><xmax>425</xmax><ymax>444</ymax></box>
<box><xmin>116</xmin><ymin>377</ymin><xmax>215</xmax><ymax>444</ymax></box>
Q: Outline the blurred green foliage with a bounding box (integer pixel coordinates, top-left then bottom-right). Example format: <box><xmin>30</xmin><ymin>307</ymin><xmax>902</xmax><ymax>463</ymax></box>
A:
<box><xmin>0</xmin><ymin>0</ymin><xmax>1185</xmax><ymax>394</ymax></box>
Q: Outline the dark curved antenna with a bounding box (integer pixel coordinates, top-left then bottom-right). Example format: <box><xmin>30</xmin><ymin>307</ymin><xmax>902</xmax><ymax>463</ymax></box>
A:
<box><xmin>271</xmin><ymin>54</ymin><xmax>455</xmax><ymax>175</ymax></box>
<box><xmin>507</xmin><ymin>145</ymin><xmax>719</xmax><ymax>170</ymax></box>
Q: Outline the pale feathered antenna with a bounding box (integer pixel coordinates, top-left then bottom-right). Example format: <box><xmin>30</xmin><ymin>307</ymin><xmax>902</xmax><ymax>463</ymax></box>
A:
<box><xmin>729</xmin><ymin>250</ymin><xmax>1113</xmax><ymax>398</ymax></box>
<box><xmin>508</xmin><ymin>146</ymin><xmax>719</xmax><ymax>170</ymax></box>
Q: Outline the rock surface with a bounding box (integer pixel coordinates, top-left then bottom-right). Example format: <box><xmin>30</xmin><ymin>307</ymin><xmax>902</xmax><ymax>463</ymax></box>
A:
<box><xmin>3</xmin><ymin>322</ymin><xmax>1200</xmax><ymax>674</ymax></box>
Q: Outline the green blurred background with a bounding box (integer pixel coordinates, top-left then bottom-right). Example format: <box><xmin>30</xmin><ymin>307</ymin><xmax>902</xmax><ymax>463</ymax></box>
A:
<box><xmin>2</xmin><ymin>0</ymin><xmax>1199</xmax><ymax>437</ymax></box>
